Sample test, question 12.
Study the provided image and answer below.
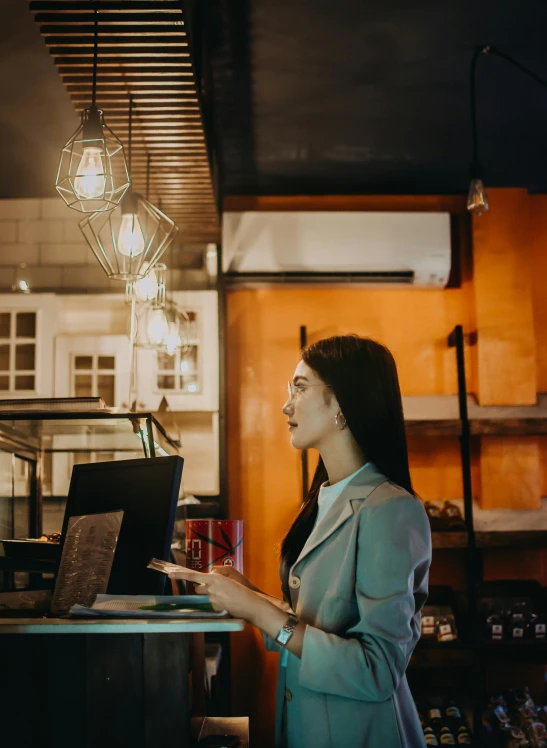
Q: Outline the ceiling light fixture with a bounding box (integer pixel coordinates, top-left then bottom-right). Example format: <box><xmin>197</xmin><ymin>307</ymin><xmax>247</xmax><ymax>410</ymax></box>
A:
<box><xmin>79</xmin><ymin>100</ymin><xmax>178</xmax><ymax>281</ymax></box>
<box><xmin>467</xmin><ymin>47</ymin><xmax>489</xmax><ymax>216</ymax></box>
<box><xmin>56</xmin><ymin>2</ymin><xmax>129</xmax><ymax>213</ymax></box>
<box><xmin>468</xmin><ymin>46</ymin><xmax>547</xmax><ymax>216</ymax></box>
<box><xmin>144</xmin><ymin>302</ymin><xmax>190</xmax><ymax>355</ymax></box>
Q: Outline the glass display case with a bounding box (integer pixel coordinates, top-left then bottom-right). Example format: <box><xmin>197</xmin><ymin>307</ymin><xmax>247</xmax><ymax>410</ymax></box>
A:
<box><xmin>0</xmin><ymin>411</ymin><xmax>180</xmax><ymax>540</ymax></box>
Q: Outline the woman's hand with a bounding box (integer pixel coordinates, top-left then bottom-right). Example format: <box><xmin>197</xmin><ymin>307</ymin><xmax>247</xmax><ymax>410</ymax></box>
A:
<box><xmin>210</xmin><ymin>566</ymin><xmax>260</xmax><ymax>592</ymax></box>
<box><xmin>169</xmin><ymin>567</ymin><xmax>302</xmax><ymax>655</ymax></box>
<box><xmin>169</xmin><ymin>567</ymin><xmax>266</xmax><ymax>623</ymax></box>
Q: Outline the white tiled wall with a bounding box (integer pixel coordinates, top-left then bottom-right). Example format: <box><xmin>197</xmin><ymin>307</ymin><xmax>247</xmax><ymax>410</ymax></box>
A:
<box><xmin>0</xmin><ymin>198</ymin><xmax>210</xmax><ymax>292</ymax></box>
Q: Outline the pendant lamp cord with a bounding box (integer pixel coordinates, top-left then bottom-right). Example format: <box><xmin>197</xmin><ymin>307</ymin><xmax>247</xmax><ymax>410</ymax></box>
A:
<box><xmin>146</xmin><ymin>153</ymin><xmax>151</xmax><ymax>201</ymax></box>
<box><xmin>471</xmin><ymin>45</ymin><xmax>547</xmax><ymax>177</ymax></box>
<box><xmin>128</xmin><ymin>94</ymin><xmax>134</xmax><ymax>173</ymax></box>
<box><xmin>469</xmin><ymin>48</ymin><xmax>483</xmax><ymax>177</ymax></box>
<box><xmin>91</xmin><ymin>2</ymin><xmax>99</xmax><ymax>107</ymax></box>
<box><xmin>488</xmin><ymin>46</ymin><xmax>547</xmax><ymax>90</ymax></box>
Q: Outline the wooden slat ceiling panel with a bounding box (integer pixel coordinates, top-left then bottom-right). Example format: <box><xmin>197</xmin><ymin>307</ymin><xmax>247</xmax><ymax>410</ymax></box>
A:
<box><xmin>29</xmin><ymin>0</ymin><xmax>220</xmax><ymax>243</ymax></box>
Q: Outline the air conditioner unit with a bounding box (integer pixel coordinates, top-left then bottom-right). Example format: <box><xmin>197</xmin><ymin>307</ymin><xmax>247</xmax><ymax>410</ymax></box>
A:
<box><xmin>222</xmin><ymin>211</ymin><xmax>452</xmax><ymax>288</ymax></box>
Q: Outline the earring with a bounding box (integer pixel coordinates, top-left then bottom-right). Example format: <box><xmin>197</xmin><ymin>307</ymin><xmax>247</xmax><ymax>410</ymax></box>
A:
<box><xmin>335</xmin><ymin>412</ymin><xmax>347</xmax><ymax>430</ymax></box>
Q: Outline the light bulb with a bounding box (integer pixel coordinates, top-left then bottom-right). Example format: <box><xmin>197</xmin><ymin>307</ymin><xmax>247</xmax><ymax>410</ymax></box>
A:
<box><xmin>164</xmin><ymin>333</ymin><xmax>181</xmax><ymax>355</ymax></box>
<box><xmin>147</xmin><ymin>309</ymin><xmax>169</xmax><ymax>346</ymax></box>
<box><xmin>134</xmin><ymin>263</ymin><xmax>158</xmax><ymax>302</ymax></box>
<box><xmin>164</xmin><ymin>317</ymin><xmax>182</xmax><ymax>354</ymax></box>
<box><xmin>117</xmin><ymin>213</ymin><xmax>145</xmax><ymax>257</ymax></box>
<box><xmin>467</xmin><ymin>178</ymin><xmax>489</xmax><ymax>215</ymax></box>
<box><xmin>74</xmin><ymin>147</ymin><xmax>105</xmax><ymax>199</ymax></box>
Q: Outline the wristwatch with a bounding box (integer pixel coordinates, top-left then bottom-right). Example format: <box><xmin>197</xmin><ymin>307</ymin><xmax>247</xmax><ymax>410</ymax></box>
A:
<box><xmin>275</xmin><ymin>614</ymin><xmax>299</xmax><ymax>647</ymax></box>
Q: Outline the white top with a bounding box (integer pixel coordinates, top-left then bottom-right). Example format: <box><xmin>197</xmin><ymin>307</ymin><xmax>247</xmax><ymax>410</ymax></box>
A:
<box><xmin>314</xmin><ymin>462</ymin><xmax>371</xmax><ymax>530</ymax></box>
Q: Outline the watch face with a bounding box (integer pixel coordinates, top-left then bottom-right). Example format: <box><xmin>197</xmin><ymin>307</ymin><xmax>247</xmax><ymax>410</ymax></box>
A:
<box><xmin>276</xmin><ymin>629</ymin><xmax>291</xmax><ymax>646</ymax></box>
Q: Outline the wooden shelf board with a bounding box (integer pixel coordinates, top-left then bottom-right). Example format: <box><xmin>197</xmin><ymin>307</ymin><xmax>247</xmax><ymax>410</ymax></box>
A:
<box><xmin>476</xmin><ymin>531</ymin><xmax>547</xmax><ymax>549</ymax></box>
<box><xmin>410</xmin><ymin>642</ymin><xmax>473</xmax><ymax>668</ymax></box>
<box><xmin>432</xmin><ymin>532</ymin><xmax>468</xmax><ymax>549</ymax></box>
<box><xmin>433</xmin><ymin>530</ymin><xmax>547</xmax><ymax>550</ymax></box>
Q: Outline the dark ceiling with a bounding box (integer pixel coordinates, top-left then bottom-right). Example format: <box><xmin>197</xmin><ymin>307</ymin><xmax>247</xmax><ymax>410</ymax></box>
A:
<box><xmin>1</xmin><ymin>0</ymin><xmax>547</xmax><ymax>200</ymax></box>
<box><xmin>0</xmin><ymin>0</ymin><xmax>79</xmax><ymax>199</ymax></box>
<box><xmin>200</xmin><ymin>0</ymin><xmax>547</xmax><ymax>196</ymax></box>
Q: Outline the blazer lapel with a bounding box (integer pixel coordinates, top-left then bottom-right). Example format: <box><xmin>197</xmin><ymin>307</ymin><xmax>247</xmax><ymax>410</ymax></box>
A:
<box><xmin>292</xmin><ymin>466</ymin><xmax>388</xmax><ymax>570</ymax></box>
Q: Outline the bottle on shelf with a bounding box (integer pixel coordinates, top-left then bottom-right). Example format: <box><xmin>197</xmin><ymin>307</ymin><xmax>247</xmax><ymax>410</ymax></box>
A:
<box><xmin>444</xmin><ymin>699</ymin><xmax>464</xmax><ymax>730</ymax></box>
<box><xmin>427</xmin><ymin>706</ymin><xmax>444</xmax><ymax>732</ymax></box>
<box><xmin>424</xmin><ymin>726</ymin><xmax>440</xmax><ymax>746</ymax></box>
<box><xmin>439</xmin><ymin>725</ymin><xmax>456</xmax><ymax>744</ymax></box>
<box><xmin>456</xmin><ymin>725</ymin><xmax>473</xmax><ymax>744</ymax></box>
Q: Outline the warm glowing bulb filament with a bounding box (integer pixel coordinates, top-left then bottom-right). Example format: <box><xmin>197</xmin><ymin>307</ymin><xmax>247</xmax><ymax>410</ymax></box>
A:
<box><xmin>74</xmin><ymin>147</ymin><xmax>105</xmax><ymax>200</ymax></box>
<box><xmin>117</xmin><ymin>213</ymin><xmax>145</xmax><ymax>257</ymax></box>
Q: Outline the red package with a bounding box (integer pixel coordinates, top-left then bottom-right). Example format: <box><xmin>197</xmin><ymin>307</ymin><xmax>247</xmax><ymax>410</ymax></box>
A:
<box><xmin>186</xmin><ymin>520</ymin><xmax>243</xmax><ymax>573</ymax></box>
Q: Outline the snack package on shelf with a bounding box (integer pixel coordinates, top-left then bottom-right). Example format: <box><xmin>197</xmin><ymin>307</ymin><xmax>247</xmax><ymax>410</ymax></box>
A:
<box><xmin>479</xmin><ymin>581</ymin><xmax>547</xmax><ymax>643</ymax></box>
<box><xmin>421</xmin><ymin>604</ymin><xmax>459</xmax><ymax>643</ymax></box>
<box><xmin>485</xmin><ymin>687</ymin><xmax>547</xmax><ymax>747</ymax></box>
<box><xmin>424</xmin><ymin>500</ymin><xmax>466</xmax><ymax>532</ymax></box>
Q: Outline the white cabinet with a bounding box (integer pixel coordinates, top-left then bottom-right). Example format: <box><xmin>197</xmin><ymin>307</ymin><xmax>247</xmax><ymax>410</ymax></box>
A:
<box><xmin>0</xmin><ymin>294</ymin><xmax>57</xmax><ymax>398</ymax></box>
<box><xmin>54</xmin><ymin>334</ymin><xmax>130</xmax><ymax>408</ymax></box>
<box><xmin>135</xmin><ymin>290</ymin><xmax>219</xmax><ymax>412</ymax></box>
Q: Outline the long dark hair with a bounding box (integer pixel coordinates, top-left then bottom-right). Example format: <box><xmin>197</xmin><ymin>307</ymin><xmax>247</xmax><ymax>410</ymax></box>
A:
<box><xmin>280</xmin><ymin>335</ymin><xmax>413</xmax><ymax>597</ymax></box>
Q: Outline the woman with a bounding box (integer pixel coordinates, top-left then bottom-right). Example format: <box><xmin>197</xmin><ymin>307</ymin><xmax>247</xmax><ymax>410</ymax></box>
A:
<box><xmin>171</xmin><ymin>335</ymin><xmax>432</xmax><ymax>748</ymax></box>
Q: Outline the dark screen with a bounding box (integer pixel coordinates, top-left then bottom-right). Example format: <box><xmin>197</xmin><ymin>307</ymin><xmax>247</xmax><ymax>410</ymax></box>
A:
<box><xmin>60</xmin><ymin>456</ymin><xmax>183</xmax><ymax>595</ymax></box>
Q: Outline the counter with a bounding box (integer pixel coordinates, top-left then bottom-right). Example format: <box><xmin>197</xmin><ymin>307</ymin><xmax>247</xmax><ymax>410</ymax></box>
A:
<box><xmin>0</xmin><ymin>615</ymin><xmax>244</xmax><ymax>748</ymax></box>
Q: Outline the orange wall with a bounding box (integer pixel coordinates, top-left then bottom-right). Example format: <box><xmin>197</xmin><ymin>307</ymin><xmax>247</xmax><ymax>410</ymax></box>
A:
<box><xmin>225</xmin><ymin>191</ymin><xmax>547</xmax><ymax>745</ymax></box>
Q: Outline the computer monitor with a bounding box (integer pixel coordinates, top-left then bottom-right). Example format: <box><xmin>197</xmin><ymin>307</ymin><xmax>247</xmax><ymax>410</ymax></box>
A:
<box><xmin>60</xmin><ymin>456</ymin><xmax>184</xmax><ymax>595</ymax></box>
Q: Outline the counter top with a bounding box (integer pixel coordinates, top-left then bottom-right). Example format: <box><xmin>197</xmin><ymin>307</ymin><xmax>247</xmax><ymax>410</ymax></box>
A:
<box><xmin>0</xmin><ymin>616</ymin><xmax>245</xmax><ymax>634</ymax></box>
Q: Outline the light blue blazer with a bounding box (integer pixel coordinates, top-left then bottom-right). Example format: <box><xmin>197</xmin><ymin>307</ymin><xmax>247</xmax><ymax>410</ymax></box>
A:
<box><xmin>263</xmin><ymin>464</ymin><xmax>431</xmax><ymax>748</ymax></box>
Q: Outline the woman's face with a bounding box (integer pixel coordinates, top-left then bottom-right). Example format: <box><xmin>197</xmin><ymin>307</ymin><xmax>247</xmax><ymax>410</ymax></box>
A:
<box><xmin>282</xmin><ymin>360</ymin><xmax>339</xmax><ymax>450</ymax></box>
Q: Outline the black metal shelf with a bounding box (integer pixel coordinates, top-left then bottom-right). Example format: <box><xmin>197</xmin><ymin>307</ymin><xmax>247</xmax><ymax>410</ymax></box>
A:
<box><xmin>428</xmin><ymin>326</ymin><xmax>547</xmax><ymax>733</ymax></box>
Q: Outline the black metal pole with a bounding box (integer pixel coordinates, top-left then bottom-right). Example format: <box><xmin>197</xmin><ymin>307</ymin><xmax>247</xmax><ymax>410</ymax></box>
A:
<box><xmin>146</xmin><ymin>415</ymin><xmax>156</xmax><ymax>458</ymax></box>
<box><xmin>449</xmin><ymin>325</ymin><xmax>482</xmax><ymax>737</ymax></box>
<box><xmin>300</xmin><ymin>325</ymin><xmax>308</xmax><ymax>502</ymax></box>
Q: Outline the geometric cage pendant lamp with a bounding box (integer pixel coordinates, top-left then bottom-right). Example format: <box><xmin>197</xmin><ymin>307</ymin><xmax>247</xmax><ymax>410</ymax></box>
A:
<box><xmin>79</xmin><ymin>99</ymin><xmax>179</xmax><ymax>282</ymax></box>
<box><xmin>55</xmin><ymin>4</ymin><xmax>130</xmax><ymax>213</ymax></box>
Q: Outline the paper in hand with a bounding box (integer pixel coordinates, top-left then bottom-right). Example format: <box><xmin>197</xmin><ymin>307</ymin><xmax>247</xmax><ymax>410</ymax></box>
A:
<box><xmin>147</xmin><ymin>557</ymin><xmax>187</xmax><ymax>575</ymax></box>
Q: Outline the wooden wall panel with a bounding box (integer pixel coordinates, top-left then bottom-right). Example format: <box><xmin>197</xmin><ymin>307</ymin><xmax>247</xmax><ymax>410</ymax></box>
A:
<box><xmin>471</xmin><ymin>188</ymin><xmax>541</xmax><ymax>508</ymax></box>
<box><xmin>407</xmin><ymin>436</ymin><xmax>481</xmax><ymax>502</ymax></box>
<box><xmin>529</xmin><ymin>197</ymin><xmax>547</xmax><ymax>498</ymax></box>
<box><xmin>479</xmin><ymin>437</ymin><xmax>541</xmax><ymax>509</ymax></box>
<box><xmin>529</xmin><ymin>195</ymin><xmax>547</xmax><ymax>393</ymax></box>
<box><xmin>472</xmin><ymin>188</ymin><xmax>537</xmax><ymax>406</ymax></box>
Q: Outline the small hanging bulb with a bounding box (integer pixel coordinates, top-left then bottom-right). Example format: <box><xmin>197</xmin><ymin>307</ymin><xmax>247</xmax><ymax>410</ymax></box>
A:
<box><xmin>164</xmin><ymin>326</ymin><xmax>181</xmax><ymax>355</ymax></box>
<box><xmin>117</xmin><ymin>213</ymin><xmax>145</xmax><ymax>257</ymax></box>
<box><xmin>467</xmin><ymin>177</ymin><xmax>489</xmax><ymax>215</ymax></box>
<box><xmin>74</xmin><ymin>147</ymin><xmax>105</xmax><ymax>200</ymax></box>
<box><xmin>134</xmin><ymin>262</ymin><xmax>158</xmax><ymax>302</ymax></box>
<box><xmin>147</xmin><ymin>309</ymin><xmax>169</xmax><ymax>346</ymax></box>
